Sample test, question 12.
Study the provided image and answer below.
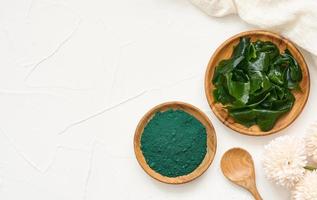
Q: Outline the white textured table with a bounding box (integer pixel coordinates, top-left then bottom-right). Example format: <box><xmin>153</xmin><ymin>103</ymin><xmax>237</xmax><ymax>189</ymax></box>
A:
<box><xmin>0</xmin><ymin>0</ymin><xmax>316</xmax><ymax>199</ymax></box>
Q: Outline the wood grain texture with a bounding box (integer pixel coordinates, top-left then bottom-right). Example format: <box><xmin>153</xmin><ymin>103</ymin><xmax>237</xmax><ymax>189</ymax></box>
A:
<box><xmin>205</xmin><ymin>30</ymin><xmax>310</xmax><ymax>136</ymax></box>
<box><xmin>134</xmin><ymin>101</ymin><xmax>217</xmax><ymax>184</ymax></box>
<box><xmin>221</xmin><ymin>148</ymin><xmax>262</xmax><ymax>200</ymax></box>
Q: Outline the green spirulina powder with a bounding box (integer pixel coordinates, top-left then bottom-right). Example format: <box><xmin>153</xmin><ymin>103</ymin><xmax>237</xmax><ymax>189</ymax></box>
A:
<box><xmin>141</xmin><ymin>109</ymin><xmax>207</xmax><ymax>177</ymax></box>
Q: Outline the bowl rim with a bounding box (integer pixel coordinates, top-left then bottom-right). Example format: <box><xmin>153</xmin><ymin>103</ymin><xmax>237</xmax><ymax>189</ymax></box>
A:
<box><xmin>133</xmin><ymin>101</ymin><xmax>217</xmax><ymax>184</ymax></box>
<box><xmin>204</xmin><ymin>30</ymin><xmax>310</xmax><ymax>136</ymax></box>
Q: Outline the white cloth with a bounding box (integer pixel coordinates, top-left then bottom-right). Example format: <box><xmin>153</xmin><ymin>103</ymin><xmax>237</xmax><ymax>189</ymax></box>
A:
<box><xmin>190</xmin><ymin>0</ymin><xmax>317</xmax><ymax>58</ymax></box>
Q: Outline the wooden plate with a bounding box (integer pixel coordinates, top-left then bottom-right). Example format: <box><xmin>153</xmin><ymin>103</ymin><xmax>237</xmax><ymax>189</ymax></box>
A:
<box><xmin>134</xmin><ymin>101</ymin><xmax>217</xmax><ymax>184</ymax></box>
<box><xmin>205</xmin><ymin>30</ymin><xmax>310</xmax><ymax>136</ymax></box>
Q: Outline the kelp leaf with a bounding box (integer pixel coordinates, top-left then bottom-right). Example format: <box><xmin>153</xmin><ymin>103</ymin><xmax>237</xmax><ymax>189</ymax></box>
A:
<box><xmin>254</xmin><ymin>40</ymin><xmax>280</xmax><ymax>60</ymax></box>
<box><xmin>226</xmin><ymin>72</ymin><xmax>250</xmax><ymax>105</ymax></box>
<box><xmin>232</xmin><ymin>69</ymin><xmax>249</xmax><ymax>82</ymax></box>
<box><xmin>285</xmin><ymin>67</ymin><xmax>300</xmax><ymax>90</ymax></box>
<box><xmin>254</xmin><ymin>109</ymin><xmax>287</xmax><ymax>131</ymax></box>
<box><xmin>230</xmin><ymin>108</ymin><xmax>287</xmax><ymax>131</ymax></box>
<box><xmin>246</xmin><ymin>43</ymin><xmax>257</xmax><ymax>61</ymax></box>
<box><xmin>247</xmin><ymin>52</ymin><xmax>270</xmax><ymax>72</ymax></box>
<box><xmin>268</xmin><ymin>64</ymin><xmax>284</xmax><ymax>85</ymax></box>
<box><xmin>213</xmin><ymin>86</ymin><xmax>234</xmax><ymax>104</ymax></box>
<box><xmin>249</xmin><ymin>71</ymin><xmax>272</xmax><ymax>94</ymax></box>
<box><xmin>232</xmin><ymin>37</ymin><xmax>251</xmax><ymax>58</ymax></box>
<box><xmin>227</xmin><ymin>92</ymin><xmax>270</xmax><ymax>110</ymax></box>
<box><xmin>249</xmin><ymin>72</ymin><xmax>262</xmax><ymax>93</ymax></box>
<box><xmin>229</xmin><ymin>108</ymin><xmax>257</xmax><ymax>127</ymax></box>
<box><xmin>285</xmin><ymin>49</ymin><xmax>302</xmax><ymax>81</ymax></box>
<box><xmin>271</xmin><ymin>89</ymin><xmax>295</xmax><ymax>111</ymax></box>
<box><xmin>212</xmin><ymin>56</ymin><xmax>244</xmax><ymax>85</ymax></box>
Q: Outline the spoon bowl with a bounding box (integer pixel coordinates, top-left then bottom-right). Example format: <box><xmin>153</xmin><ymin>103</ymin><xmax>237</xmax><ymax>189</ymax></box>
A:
<box><xmin>221</xmin><ymin>148</ymin><xmax>262</xmax><ymax>200</ymax></box>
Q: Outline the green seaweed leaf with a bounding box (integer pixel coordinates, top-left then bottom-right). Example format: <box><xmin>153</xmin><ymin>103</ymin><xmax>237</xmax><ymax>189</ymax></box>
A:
<box><xmin>247</xmin><ymin>52</ymin><xmax>270</xmax><ymax>72</ymax></box>
<box><xmin>232</xmin><ymin>37</ymin><xmax>251</xmax><ymax>58</ymax></box>
<box><xmin>225</xmin><ymin>72</ymin><xmax>250</xmax><ymax>105</ymax></box>
<box><xmin>212</xmin><ymin>56</ymin><xmax>244</xmax><ymax>86</ymax></box>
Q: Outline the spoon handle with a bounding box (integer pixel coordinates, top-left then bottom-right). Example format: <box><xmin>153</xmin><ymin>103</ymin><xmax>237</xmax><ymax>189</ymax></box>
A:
<box><xmin>249</xmin><ymin>187</ymin><xmax>263</xmax><ymax>200</ymax></box>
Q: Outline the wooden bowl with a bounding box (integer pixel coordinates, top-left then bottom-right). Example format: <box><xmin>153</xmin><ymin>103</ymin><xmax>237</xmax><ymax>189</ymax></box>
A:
<box><xmin>134</xmin><ymin>101</ymin><xmax>217</xmax><ymax>184</ymax></box>
<box><xmin>205</xmin><ymin>30</ymin><xmax>310</xmax><ymax>136</ymax></box>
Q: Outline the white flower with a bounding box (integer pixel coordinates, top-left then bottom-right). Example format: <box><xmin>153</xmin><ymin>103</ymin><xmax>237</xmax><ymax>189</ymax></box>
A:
<box><xmin>262</xmin><ymin>135</ymin><xmax>307</xmax><ymax>189</ymax></box>
<box><xmin>305</xmin><ymin>125</ymin><xmax>317</xmax><ymax>164</ymax></box>
<box><xmin>292</xmin><ymin>170</ymin><xmax>317</xmax><ymax>200</ymax></box>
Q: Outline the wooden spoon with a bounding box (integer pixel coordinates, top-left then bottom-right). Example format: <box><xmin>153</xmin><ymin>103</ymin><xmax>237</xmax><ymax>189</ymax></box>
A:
<box><xmin>221</xmin><ymin>148</ymin><xmax>262</xmax><ymax>200</ymax></box>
